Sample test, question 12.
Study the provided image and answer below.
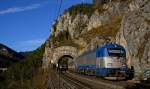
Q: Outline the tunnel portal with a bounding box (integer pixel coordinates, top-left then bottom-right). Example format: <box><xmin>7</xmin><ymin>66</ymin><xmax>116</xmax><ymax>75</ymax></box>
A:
<box><xmin>57</xmin><ymin>55</ymin><xmax>75</xmax><ymax>71</ymax></box>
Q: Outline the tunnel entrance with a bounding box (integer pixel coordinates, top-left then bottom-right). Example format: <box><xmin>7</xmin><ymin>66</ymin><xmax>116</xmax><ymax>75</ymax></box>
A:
<box><xmin>57</xmin><ymin>55</ymin><xmax>74</xmax><ymax>72</ymax></box>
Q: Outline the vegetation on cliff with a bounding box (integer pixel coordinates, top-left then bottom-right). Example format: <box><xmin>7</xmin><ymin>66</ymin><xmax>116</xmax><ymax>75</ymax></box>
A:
<box><xmin>67</xmin><ymin>3</ymin><xmax>95</xmax><ymax>18</ymax></box>
<box><xmin>51</xmin><ymin>30</ymin><xmax>80</xmax><ymax>48</ymax></box>
<box><xmin>80</xmin><ymin>16</ymin><xmax>122</xmax><ymax>43</ymax></box>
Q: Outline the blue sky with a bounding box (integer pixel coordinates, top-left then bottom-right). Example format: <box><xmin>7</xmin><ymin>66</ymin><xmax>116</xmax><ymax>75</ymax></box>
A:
<box><xmin>0</xmin><ymin>0</ymin><xmax>92</xmax><ymax>52</ymax></box>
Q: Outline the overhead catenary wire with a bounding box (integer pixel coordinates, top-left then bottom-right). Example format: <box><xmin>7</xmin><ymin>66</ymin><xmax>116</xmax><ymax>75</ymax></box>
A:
<box><xmin>56</xmin><ymin>1</ymin><xmax>63</xmax><ymax>88</ymax></box>
<box><xmin>56</xmin><ymin>0</ymin><xmax>63</xmax><ymax>20</ymax></box>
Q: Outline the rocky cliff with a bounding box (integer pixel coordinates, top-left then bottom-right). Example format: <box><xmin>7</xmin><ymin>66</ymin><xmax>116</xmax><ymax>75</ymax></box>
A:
<box><xmin>49</xmin><ymin>0</ymin><xmax>130</xmax><ymax>51</ymax></box>
<box><xmin>43</xmin><ymin>0</ymin><xmax>150</xmax><ymax>79</ymax></box>
<box><xmin>116</xmin><ymin>0</ymin><xmax>150</xmax><ymax>78</ymax></box>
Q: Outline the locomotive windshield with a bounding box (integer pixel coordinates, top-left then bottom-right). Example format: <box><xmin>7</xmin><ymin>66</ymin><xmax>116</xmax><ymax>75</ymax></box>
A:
<box><xmin>107</xmin><ymin>48</ymin><xmax>125</xmax><ymax>57</ymax></box>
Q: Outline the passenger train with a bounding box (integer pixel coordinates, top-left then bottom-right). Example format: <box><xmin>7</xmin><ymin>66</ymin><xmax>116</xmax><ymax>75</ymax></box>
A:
<box><xmin>74</xmin><ymin>43</ymin><xmax>132</xmax><ymax>80</ymax></box>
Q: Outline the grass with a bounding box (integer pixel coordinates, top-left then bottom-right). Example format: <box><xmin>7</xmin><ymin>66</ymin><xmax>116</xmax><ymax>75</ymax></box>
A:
<box><xmin>31</xmin><ymin>68</ymin><xmax>50</xmax><ymax>89</ymax></box>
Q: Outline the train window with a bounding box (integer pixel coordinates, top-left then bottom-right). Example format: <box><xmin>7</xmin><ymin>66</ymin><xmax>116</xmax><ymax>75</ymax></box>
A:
<box><xmin>108</xmin><ymin>48</ymin><xmax>124</xmax><ymax>54</ymax></box>
<box><xmin>109</xmin><ymin>53</ymin><xmax>124</xmax><ymax>57</ymax></box>
<box><xmin>107</xmin><ymin>48</ymin><xmax>125</xmax><ymax>57</ymax></box>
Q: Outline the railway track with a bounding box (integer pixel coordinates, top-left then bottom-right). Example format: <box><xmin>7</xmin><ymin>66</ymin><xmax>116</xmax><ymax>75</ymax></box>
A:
<box><xmin>47</xmin><ymin>69</ymin><xmax>135</xmax><ymax>89</ymax></box>
<box><xmin>63</xmin><ymin>71</ymin><xmax>129</xmax><ymax>89</ymax></box>
<box><xmin>48</xmin><ymin>69</ymin><xmax>60</xmax><ymax>89</ymax></box>
<box><xmin>68</xmin><ymin>71</ymin><xmax>130</xmax><ymax>87</ymax></box>
<box><xmin>48</xmin><ymin>69</ymin><xmax>92</xmax><ymax>89</ymax></box>
<box><xmin>61</xmin><ymin>72</ymin><xmax>93</xmax><ymax>89</ymax></box>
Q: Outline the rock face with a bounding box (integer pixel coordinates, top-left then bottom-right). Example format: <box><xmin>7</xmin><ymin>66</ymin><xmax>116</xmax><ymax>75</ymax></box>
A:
<box><xmin>51</xmin><ymin>0</ymin><xmax>131</xmax><ymax>39</ymax></box>
<box><xmin>94</xmin><ymin>0</ymin><xmax>150</xmax><ymax>78</ymax></box>
<box><xmin>43</xmin><ymin>0</ymin><xmax>150</xmax><ymax>79</ymax></box>
<box><xmin>116</xmin><ymin>1</ymin><xmax>150</xmax><ymax>78</ymax></box>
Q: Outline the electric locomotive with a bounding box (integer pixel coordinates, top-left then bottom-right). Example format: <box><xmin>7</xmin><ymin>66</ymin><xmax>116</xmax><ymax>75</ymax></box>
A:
<box><xmin>75</xmin><ymin>43</ymin><xmax>130</xmax><ymax>80</ymax></box>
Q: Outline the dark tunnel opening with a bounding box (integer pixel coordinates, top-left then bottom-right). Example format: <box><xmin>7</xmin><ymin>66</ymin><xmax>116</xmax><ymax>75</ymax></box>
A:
<box><xmin>57</xmin><ymin>55</ymin><xmax>74</xmax><ymax>72</ymax></box>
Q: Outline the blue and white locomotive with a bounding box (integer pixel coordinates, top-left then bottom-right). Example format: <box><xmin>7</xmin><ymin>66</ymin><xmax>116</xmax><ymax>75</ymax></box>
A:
<box><xmin>75</xmin><ymin>43</ymin><xmax>131</xmax><ymax>80</ymax></box>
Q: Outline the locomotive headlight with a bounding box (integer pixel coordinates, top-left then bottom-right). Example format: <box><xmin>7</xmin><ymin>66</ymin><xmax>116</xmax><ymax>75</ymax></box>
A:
<box><xmin>107</xmin><ymin>63</ymin><xmax>112</xmax><ymax>67</ymax></box>
<box><xmin>122</xmin><ymin>64</ymin><xmax>126</xmax><ymax>67</ymax></box>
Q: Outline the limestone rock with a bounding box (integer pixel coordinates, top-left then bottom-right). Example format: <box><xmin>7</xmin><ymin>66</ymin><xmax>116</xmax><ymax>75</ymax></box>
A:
<box><xmin>116</xmin><ymin>2</ymin><xmax>150</xmax><ymax>77</ymax></box>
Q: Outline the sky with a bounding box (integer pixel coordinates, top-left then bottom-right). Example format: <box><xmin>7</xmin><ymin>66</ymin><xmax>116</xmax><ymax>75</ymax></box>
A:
<box><xmin>0</xmin><ymin>0</ymin><xmax>92</xmax><ymax>52</ymax></box>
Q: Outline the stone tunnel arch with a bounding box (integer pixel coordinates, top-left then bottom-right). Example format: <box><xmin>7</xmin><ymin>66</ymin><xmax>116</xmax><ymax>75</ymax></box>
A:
<box><xmin>43</xmin><ymin>46</ymin><xmax>78</xmax><ymax>69</ymax></box>
<box><xmin>51</xmin><ymin>46</ymin><xmax>77</xmax><ymax>62</ymax></box>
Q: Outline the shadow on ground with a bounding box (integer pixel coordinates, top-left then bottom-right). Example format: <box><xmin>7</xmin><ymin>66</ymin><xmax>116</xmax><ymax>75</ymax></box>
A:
<box><xmin>126</xmin><ymin>78</ymin><xmax>150</xmax><ymax>89</ymax></box>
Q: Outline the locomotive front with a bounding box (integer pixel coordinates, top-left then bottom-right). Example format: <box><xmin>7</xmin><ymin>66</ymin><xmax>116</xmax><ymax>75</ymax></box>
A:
<box><xmin>96</xmin><ymin>44</ymin><xmax>129</xmax><ymax>80</ymax></box>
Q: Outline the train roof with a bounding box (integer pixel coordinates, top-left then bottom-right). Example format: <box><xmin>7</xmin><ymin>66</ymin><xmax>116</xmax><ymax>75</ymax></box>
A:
<box><xmin>96</xmin><ymin>43</ymin><xmax>125</xmax><ymax>51</ymax></box>
<box><xmin>96</xmin><ymin>43</ymin><xmax>126</xmax><ymax>57</ymax></box>
<box><xmin>97</xmin><ymin>43</ymin><xmax>125</xmax><ymax>51</ymax></box>
<box><xmin>77</xmin><ymin>49</ymin><xmax>96</xmax><ymax>58</ymax></box>
<box><xmin>76</xmin><ymin>43</ymin><xmax>125</xmax><ymax>58</ymax></box>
